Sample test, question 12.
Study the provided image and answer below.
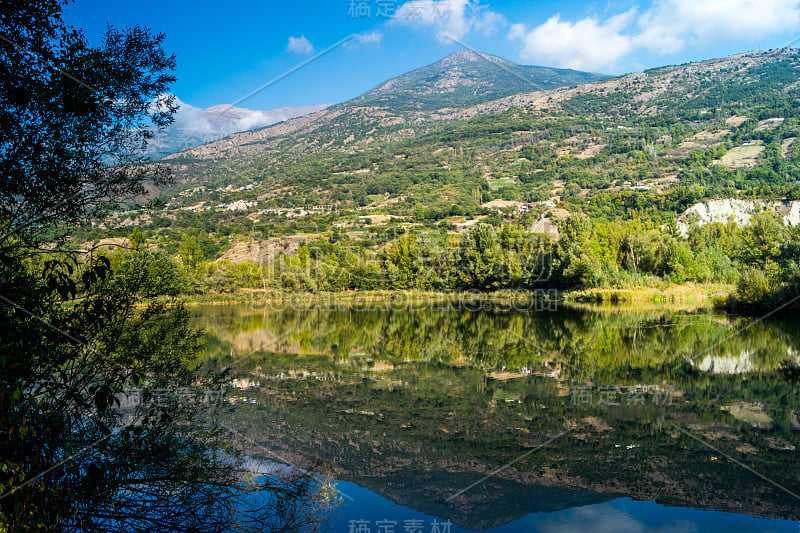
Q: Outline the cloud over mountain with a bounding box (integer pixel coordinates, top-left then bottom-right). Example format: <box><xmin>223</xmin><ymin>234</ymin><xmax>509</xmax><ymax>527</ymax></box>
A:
<box><xmin>508</xmin><ymin>0</ymin><xmax>800</xmax><ymax>72</ymax></box>
<box><xmin>145</xmin><ymin>97</ymin><xmax>329</xmax><ymax>158</ymax></box>
<box><xmin>392</xmin><ymin>0</ymin><xmax>504</xmax><ymax>43</ymax></box>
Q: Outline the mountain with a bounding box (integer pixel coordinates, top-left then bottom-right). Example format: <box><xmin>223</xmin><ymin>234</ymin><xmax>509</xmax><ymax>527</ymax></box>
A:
<box><xmin>162</xmin><ymin>51</ymin><xmax>606</xmax><ymax>165</ymax></box>
<box><xmin>347</xmin><ymin>50</ymin><xmax>606</xmax><ymax>110</ymax></box>
<box><xmin>145</xmin><ymin>98</ymin><xmax>329</xmax><ymax>158</ymax></box>
<box><xmin>158</xmin><ymin>48</ymin><xmax>800</xmax><ymax>215</ymax></box>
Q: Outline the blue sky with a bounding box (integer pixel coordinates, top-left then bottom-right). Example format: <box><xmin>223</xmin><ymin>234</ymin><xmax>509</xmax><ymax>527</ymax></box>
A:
<box><xmin>64</xmin><ymin>0</ymin><xmax>800</xmax><ymax>111</ymax></box>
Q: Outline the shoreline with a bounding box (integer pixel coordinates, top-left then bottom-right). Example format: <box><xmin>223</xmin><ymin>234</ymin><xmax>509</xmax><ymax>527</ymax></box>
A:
<box><xmin>177</xmin><ymin>283</ymin><xmax>732</xmax><ymax>310</ymax></box>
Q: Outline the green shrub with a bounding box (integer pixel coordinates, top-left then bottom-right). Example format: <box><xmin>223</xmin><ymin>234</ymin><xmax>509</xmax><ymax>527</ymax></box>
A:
<box><xmin>736</xmin><ymin>268</ymin><xmax>770</xmax><ymax>303</ymax></box>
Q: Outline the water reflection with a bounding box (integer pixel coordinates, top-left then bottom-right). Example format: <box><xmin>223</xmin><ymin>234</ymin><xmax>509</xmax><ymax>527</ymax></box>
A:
<box><xmin>193</xmin><ymin>302</ymin><xmax>800</xmax><ymax>529</ymax></box>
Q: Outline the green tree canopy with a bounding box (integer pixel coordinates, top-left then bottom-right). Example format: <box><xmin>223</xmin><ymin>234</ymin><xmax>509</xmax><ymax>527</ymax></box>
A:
<box><xmin>0</xmin><ymin>1</ymin><xmax>332</xmax><ymax>530</ymax></box>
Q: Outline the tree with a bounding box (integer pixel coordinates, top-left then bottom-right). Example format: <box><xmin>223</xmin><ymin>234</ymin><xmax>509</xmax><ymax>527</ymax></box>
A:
<box><xmin>0</xmin><ymin>1</ymin><xmax>333</xmax><ymax>530</ymax></box>
<box><xmin>555</xmin><ymin>215</ymin><xmax>601</xmax><ymax>287</ymax></box>
<box><xmin>128</xmin><ymin>227</ymin><xmax>146</xmax><ymax>251</ymax></box>
<box><xmin>0</xmin><ymin>0</ymin><xmax>177</xmax><ymax>250</ymax></box>
<box><xmin>738</xmin><ymin>211</ymin><xmax>786</xmax><ymax>267</ymax></box>
<box><xmin>178</xmin><ymin>233</ymin><xmax>205</xmax><ymax>274</ymax></box>
<box><xmin>457</xmin><ymin>223</ymin><xmax>502</xmax><ymax>290</ymax></box>
<box><xmin>384</xmin><ymin>233</ymin><xmax>419</xmax><ymax>289</ymax></box>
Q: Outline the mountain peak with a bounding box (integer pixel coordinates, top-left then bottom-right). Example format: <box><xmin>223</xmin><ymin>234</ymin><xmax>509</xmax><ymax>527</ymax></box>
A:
<box><xmin>348</xmin><ymin>52</ymin><xmax>606</xmax><ymax>111</ymax></box>
<box><xmin>438</xmin><ymin>50</ymin><xmax>508</xmax><ymax>67</ymax></box>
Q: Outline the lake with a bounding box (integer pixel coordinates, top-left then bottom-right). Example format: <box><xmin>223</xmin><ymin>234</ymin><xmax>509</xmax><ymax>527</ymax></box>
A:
<box><xmin>192</xmin><ymin>298</ymin><xmax>800</xmax><ymax>532</ymax></box>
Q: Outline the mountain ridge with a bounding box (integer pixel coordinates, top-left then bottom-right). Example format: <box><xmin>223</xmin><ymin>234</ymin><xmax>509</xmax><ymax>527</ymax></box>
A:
<box><xmin>158</xmin><ymin>47</ymin><xmax>800</xmax><ymax>217</ymax></box>
<box><xmin>165</xmin><ymin>49</ymin><xmax>797</xmax><ymax>166</ymax></box>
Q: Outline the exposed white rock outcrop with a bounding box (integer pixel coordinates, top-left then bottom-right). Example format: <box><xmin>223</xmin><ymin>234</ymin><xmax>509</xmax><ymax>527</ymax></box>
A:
<box><xmin>677</xmin><ymin>198</ymin><xmax>800</xmax><ymax>236</ymax></box>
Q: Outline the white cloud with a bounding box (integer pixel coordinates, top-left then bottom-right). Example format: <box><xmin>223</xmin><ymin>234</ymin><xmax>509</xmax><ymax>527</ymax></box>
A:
<box><xmin>637</xmin><ymin>0</ymin><xmax>800</xmax><ymax>53</ymax></box>
<box><xmin>159</xmin><ymin>96</ymin><xmax>324</xmax><ymax>138</ymax></box>
<box><xmin>347</xmin><ymin>30</ymin><xmax>384</xmax><ymax>49</ymax></box>
<box><xmin>392</xmin><ymin>0</ymin><xmax>504</xmax><ymax>43</ymax></box>
<box><xmin>287</xmin><ymin>35</ymin><xmax>314</xmax><ymax>54</ymax></box>
<box><xmin>170</xmin><ymin>97</ymin><xmax>213</xmax><ymax>135</ymax></box>
<box><xmin>509</xmin><ymin>0</ymin><xmax>800</xmax><ymax>72</ymax></box>
<box><xmin>147</xmin><ymin>96</ymin><xmax>331</xmax><ymax>152</ymax></box>
<box><xmin>510</xmin><ymin>12</ymin><xmax>635</xmax><ymax>71</ymax></box>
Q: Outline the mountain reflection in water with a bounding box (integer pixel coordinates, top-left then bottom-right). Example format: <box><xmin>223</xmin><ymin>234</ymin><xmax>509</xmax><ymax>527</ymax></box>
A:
<box><xmin>192</xmin><ymin>302</ymin><xmax>800</xmax><ymax>530</ymax></box>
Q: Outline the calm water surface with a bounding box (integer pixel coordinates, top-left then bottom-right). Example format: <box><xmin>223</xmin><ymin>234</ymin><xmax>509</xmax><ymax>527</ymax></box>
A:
<box><xmin>192</xmin><ymin>300</ymin><xmax>800</xmax><ymax>531</ymax></box>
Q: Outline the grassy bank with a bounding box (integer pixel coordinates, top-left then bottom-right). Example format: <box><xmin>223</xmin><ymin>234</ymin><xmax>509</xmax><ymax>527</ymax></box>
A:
<box><xmin>176</xmin><ymin>284</ymin><xmax>732</xmax><ymax>309</ymax></box>
<box><xmin>563</xmin><ymin>282</ymin><xmax>733</xmax><ymax>305</ymax></box>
